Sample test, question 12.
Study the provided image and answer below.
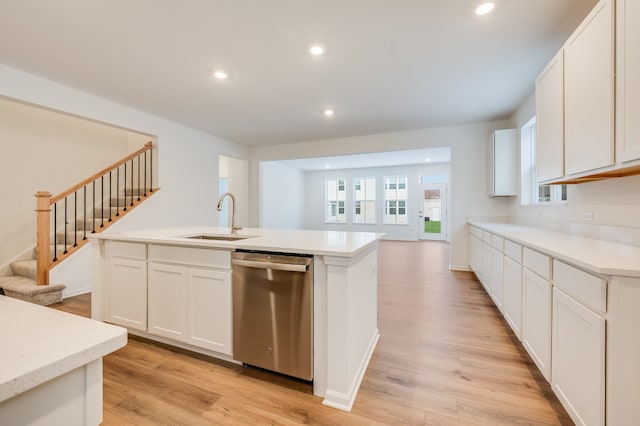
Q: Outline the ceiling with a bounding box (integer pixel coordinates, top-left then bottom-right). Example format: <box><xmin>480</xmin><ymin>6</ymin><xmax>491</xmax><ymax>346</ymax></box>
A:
<box><xmin>0</xmin><ymin>1</ymin><xmax>597</xmax><ymax>148</ymax></box>
<box><xmin>277</xmin><ymin>147</ymin><xmax>451</xmax><ymax>171</ymax></box>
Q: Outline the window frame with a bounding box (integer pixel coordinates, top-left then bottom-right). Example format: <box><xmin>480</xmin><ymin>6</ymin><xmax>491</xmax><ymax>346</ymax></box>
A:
<box><xmin>383</xmin><ymin>175</ymin><xmax>409</xmax><ymax>225</ymax></box>
<box><xmin>353</xmin><ymin>177</ymin><xmax>376</xmax><ymax>224</ymax></box>
<box><xmin>325</xmin><ymin>178</ymin><xmax>347</xmax><ymax>223</ymax></box>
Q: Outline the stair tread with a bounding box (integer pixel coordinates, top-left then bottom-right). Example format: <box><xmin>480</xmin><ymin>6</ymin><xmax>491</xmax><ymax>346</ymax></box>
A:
<box><xmin>10</xmin><ymin>259</ymin><xmax>37</xmax><ymax>280</ymax></box>
<box><xmin>0</xmin><ymin>275</ymin><xmax>65</xmax><ymax>294</ymax></box>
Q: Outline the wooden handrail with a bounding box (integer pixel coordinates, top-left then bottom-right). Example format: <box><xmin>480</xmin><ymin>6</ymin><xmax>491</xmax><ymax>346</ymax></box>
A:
<box><xmin>36</xmin><ymin>142</ymin><xmax>155</xmax><ymax>286</ymax></box>
<box><xmin>50</xmin><ymin>142</ymin><xmax>152</xmax><ymax>204</ymax></box>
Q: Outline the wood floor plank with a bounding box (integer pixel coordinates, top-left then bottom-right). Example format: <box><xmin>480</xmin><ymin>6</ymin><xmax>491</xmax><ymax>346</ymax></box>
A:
<box><xmin>49</xmin><ymin>240</ymin><xmax>573</xmax><ymax>425</ymax></box>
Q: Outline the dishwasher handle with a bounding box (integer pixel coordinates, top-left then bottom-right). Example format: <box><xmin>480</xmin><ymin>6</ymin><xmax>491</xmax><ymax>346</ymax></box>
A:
<box><xmin>232</xmin><ymin>258</ymin><xmax>309</xmax><ymax>272</ymax></box>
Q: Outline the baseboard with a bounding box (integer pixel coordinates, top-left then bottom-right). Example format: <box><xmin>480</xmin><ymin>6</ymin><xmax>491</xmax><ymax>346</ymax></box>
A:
<box><xmin>449</xmin><ymin>264</ymin><xmax>472</xmax><ymax>272</ymax></box>
<box><xmin>322</xmin><ymin>328</ymin><xmax>380</xmax><ymax>412</ymax></box>
<box><xmin>63</xmin><ymin>287</ymin><xmax>91</xmax><ymax>299</ymax></box>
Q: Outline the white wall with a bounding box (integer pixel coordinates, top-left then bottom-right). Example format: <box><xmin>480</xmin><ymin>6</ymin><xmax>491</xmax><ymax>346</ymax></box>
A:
<box><xmin>304</xmin><ymin>163</ymin><xmax>450</xmax><ymax>240</ymax></box>
<box><xmin>261</xmin><ymin>161</ymin><xmax>305</xmax><ymax>229</ymax></box>
<box><xmin>0</xmin><ymin>64</ymin><xmax>249</xmax><ymax>296</ymax></box>
<box><xmin>251</xmin><ymin>121</ymin><xmax>516</xmax><ymax>270</ymax></box>
<box><xmin>0</xmin><ymin>97</ymin><xmax>142</xmax><ymax>275</ymax></box>
<box><xmin>510</xmin><ymin>91</ymin><xmax>640</xmax><ymax>230</ymax></box>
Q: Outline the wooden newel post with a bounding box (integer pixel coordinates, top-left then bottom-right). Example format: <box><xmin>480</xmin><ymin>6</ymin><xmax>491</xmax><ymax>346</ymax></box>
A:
<box><xmin>35</xmin><ymin>191</ymin><xmax>52</xmax><ymax>285</ymax></box>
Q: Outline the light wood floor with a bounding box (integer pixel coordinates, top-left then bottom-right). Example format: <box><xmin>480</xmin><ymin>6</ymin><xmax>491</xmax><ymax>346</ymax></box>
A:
<box><xmin>50</xmin><ymin>241</ymin><xmax>573</xmax><ymax>425</ymax></box>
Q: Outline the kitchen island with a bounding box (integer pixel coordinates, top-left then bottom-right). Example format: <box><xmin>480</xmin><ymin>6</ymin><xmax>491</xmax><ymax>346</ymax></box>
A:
<box><xmin>90</xmin><ymin>227</ymin><xmax>384</xmax><ymax>411</ymax></box>
<box><xmin>0</xmin><ymin>295</ymin><xmax>126</xmax><ymax>425</ymax></box>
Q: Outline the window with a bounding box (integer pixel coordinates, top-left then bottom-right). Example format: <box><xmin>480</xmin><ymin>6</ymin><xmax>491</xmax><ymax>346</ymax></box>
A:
<box><xmin>353</xmin><ymin>177</ymin><xmax>376</xmax><ymax>224</ymax></box>
<box><xmin>326</xmin><ymin>178</ymin><xmax>346</xmax><ymax>222</ymax></box>
<box><xmin>521</xmin><ymin>117</ymin><xmax>567</xmax><ymax>205</ymax></box>
<box><xmin>384</xmin><ymin>176</ymin><xmax>408</xmax><ymax>224</ymax></box>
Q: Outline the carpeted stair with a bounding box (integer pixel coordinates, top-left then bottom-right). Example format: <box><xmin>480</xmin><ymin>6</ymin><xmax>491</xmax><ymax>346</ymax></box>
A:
<box><xmin>0</xmin><ymin>259</ymin><xmax>65</xmax><ymax>305</ymax></box>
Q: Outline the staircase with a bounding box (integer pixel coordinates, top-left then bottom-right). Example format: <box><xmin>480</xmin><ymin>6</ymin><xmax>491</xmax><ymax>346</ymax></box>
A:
<box><xmin>0</xmin><ymin>143</ymin><xmax>156</xmax><ymax>305</ymax></box>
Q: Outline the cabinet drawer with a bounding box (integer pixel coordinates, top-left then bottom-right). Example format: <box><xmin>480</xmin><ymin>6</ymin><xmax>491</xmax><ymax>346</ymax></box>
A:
<box><xmin>106</xmin><ymin>241</ymin><xmax>146</xmax><ymax>260</ymax></box>
<box><xmin>523</xmin><ymin>248</ymin><xmax>551</xmax><ymax>280</ymax></box>
<box><xmin>553</xmin><ymin>260</ymin><xmax>607</xmax><ymax>313</ymax></box>
<box><xmin>483</xmin><ymin>230</ymin><xmax>492</xmax><ymax>243</ymax></box>
<box><xmin>491</xmin><ymin>235</ymin><xmax>504</xmax><ymax>251</ymax></box>
<box><xmin>505</xmin><ymin>240</ymin><xmax>522</xmax><ymax>262</ymax></box>
<box><xmin>148</xmin><ymin>245</ymin><xmax>231</xmax><ymax>270</ymax></box>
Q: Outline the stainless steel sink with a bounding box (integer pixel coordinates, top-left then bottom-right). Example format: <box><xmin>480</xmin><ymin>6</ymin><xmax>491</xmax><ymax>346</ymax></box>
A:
<box><xmin>184</xmin><ymin>234</ymin><xmax>254</xmax><ymax>241</ymax></box>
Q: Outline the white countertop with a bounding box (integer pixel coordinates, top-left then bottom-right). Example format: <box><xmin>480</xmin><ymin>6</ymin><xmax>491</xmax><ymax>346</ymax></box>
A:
<box><xmin>469</xmin><ymin>220</ymin><xmax>640</xmax><ymax>278</ymax></box>
<box><xmin>89</xmin><ymin>227</ymin><xmax>385</xmax><ymax>257</ymax></box>
<box><xmin>0</xmin><ymin>296</ymin><xmax>127</xmax><ymax>403</ymax></box>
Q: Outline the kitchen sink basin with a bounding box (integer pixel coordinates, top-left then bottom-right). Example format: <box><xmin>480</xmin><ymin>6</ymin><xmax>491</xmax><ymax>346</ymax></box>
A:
<box><xmin>184</xmin><ymin>234</ymin><xmax>254</xmax><ymax>241</ymax></box>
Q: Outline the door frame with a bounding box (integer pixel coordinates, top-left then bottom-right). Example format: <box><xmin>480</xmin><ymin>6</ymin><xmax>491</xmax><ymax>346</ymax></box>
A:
<box><xmin>418</xmin><ymin>183</ymin><xmax>447</xmax><ymax>241</ymax></box>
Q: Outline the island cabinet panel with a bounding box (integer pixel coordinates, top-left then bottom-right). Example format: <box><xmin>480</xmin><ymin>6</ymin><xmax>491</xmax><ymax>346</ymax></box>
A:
<box><xmin>187</xmin><ymin>268</ymin><xmax>232</xmax><ymax>355</ymax></box>
<box><xmin>552</xmin><ymin>287</ymin><xmax>605</xmax><ymax>426</ymax></box>
<box><xmin>148</xmin><ymin>262</ymin><xmax>188</xmax><ymax>342</ymax></box>
<box><xmin>147</xmin><ymin>251</ymin><xmax>232</xmax><ymax>354</ymax></box>
<box><xmin>105</xmin><ymin>256</ymin><xmax>147</xmax><ymax>331</ymax></box>
<box><xmin>564</xmin><ymin>0</ymin><xmax>614</xmax><ymax>175</ymax></box>
<box><xmin>522</xmin><ymin>268</ymin><xmax>552</xmax><ymax>381</ymax></box>
<box><xmin>616</xmin><ymin>0</ymin><xmax>640</xmax><ymax>163</ymax></box>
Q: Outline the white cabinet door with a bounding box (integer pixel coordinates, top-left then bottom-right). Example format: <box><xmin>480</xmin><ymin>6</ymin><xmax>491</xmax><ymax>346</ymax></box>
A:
<box><xmin>564</xmin><ymin>0</ymin><xmax>614</xmax><ymax>175</ymax></box>
<box><xmin>552</xmin><ymin>288</ymin><xmax>605</xmax><ymax>426</ymax></box>
<box><xmin>522</xmin><ymin>268</ymin><xmax>552</xmax><ymax>381</ymax></box>
<box><xmin>148</xmin><ymin>262</ymin><xmax>188</xmax><ymax>342</ymax></box>
<box><xmin>503</xmin><ymin>256</ymin><xmax>523</xmax><ymax>340</ymax></box>
<box><xmin>616</xmin><ymin>0</ymin><xmax>640</xmax><ymax>163</ymax></box>
<box><xmin>488</xmin><ymin>129</ymin><xmax>517</xmax><ymax>196</ymax></box>
<box><xmin>187</xmin><ymin>268</ymin><xmax>232</xmax><ymax>355</ymax></box>
<box><xmin>491</xmin><ymin>248</ymin><xmax>504</xmax><ymax>312</ymax></box>
<box><xmin>106</xmin><ymin>257</ymin><xmax>147</xmax><ymax>331</ymax></box>
<box><xmin>535</xmin><ymin>50</ymin><xmax>564</xmax><ymax>182</ymax></box>
<box><xmin>481</xmin><ymin>241</ymin><xmax>492</xmax><ymax>293</ymax></box>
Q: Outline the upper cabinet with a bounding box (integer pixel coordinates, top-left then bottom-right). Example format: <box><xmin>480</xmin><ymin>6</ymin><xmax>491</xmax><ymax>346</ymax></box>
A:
<box><xmin>535</xmin><ymin>50</ymin><xmax>564</xmax><ymax>182</ymax></box>
<box><xmin>536</xmin><ymin>0</ymin><xmax>640</xmax><ymax>184</ymax></box>
<box><xmin>564</xmin><ymin>0</ymin><xmax>615</xmax><ymax>175</ymax></box>
<box><xmin>616</xmin><ymin>0</ymin><xmax>640</xmax><ymax>163</ymax></box>
<box><xmin>488</xmin><ymin>129</ymin><xmax>517</xmax><ymax>197</ymax></box>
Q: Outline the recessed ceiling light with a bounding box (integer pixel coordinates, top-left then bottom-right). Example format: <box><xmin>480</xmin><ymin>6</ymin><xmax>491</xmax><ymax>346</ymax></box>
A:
<box><xmin>324</xmin><ymin>109</ymin><xmax>335</xmax><ymax>117</ymax></box>
<box><xmin>310</xmin><ymin>45</ymin><xmax>325</xmax><ymax>56</ymax></box>
<box><xmin>213</xmin><ymin>70</ymin><xmax>228</xmax><ymax>80</ymax></box>
<box><xmin>325</xmin><ymin>164</ymin><xmax>331</xmax><ymax>169</ymax></box>
<box><xmin>475</xmin><ymin>2</ymin><xmax>495</xmax><ymax>15</ymax></box>
<box><xmin>425</xmin><ymin>158</ymin><xmax>432</xmax><ymax>162</ymax></box>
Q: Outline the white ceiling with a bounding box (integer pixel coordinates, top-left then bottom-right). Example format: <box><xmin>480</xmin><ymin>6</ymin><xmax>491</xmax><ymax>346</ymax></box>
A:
<box><xmin>0</xmin><ymin>1</ymin><xmax>597</xmax><ymax>148</ymax></box>
<box><xmin>276</xmin><ymin>147</ymin><xmax>451</xmax><ymax>171</ymax></box>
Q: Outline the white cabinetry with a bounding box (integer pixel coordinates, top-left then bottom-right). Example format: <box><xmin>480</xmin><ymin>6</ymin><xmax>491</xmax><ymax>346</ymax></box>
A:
<box><xmin>490</xmin><ymin>235</ymin><xmax>504</xmax><ymax>312</ymax></box>
<box><xmin>503</xmin><ymin>241</ymin><xmax>523</xmax><ymax>340</ymax></box>
<box><xmin>552</xmin><ymin>260</ymin><xmax>606</xmax><ymax>426</ymax></box>
<box><xmin>187</xmin><ymin>268</ymin><xmax>232</xmax><ymax>354</ymax></box>
<box><xmin>148</xmin><ymin>262</ymin><xmax>187</xmax><ymax>341</ymax></box>
<box><xmin>147</xmin><ymin>245</ymin><xmax>233</xmax><ymax>355</ymax></box>
<box><xmin>487</xmin><ymin>129</ymin><xmax>517</xmax><ymax>197</ymax></box>
<box><xmin>552</xmin><ymin>288</ymin><xmax>605</xmax><ymax>426</ymax></box>
<box><xmin>564</xmin><ymin>0</ymin><xmax>615</xmax><ymax>175</ymax></box>
<box><xmin>522</xmin><ymin>248</ymin><xmax>552</xmax><ymax>381</ymax></box>
<box><xmin>105</xmin><ymin>241</ymin><xmax>147</xmax><ymax>331</ymax></box>
<box><xmin>535</xmin><ymin>50</ymin><xmax>564</xmax><ymax>182</ymax></box>
<box><xmin>616</xmin><ymin>0</ymin><xmax>640</xmax><ymax>163</ymax></box>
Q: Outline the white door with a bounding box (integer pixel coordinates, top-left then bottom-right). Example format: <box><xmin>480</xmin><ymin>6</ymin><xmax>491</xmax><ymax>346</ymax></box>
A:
<box><xmin>419</xmin><ymin>183</ymin><xmax>446</xmax><ymax>240</ymax></box>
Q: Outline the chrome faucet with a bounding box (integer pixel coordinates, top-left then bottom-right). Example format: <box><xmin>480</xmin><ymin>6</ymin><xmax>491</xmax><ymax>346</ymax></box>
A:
<box><xmin>217</xmin><ymin>192</ymin><xmax>242</xmax><ymax>234</ymax></box>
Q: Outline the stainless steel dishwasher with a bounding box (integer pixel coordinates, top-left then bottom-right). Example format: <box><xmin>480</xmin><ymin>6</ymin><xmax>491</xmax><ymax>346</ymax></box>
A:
<box><xmin>231</xmin><ymin>250</ymin><xmax>313</xmax><ymax>381</ymax></box>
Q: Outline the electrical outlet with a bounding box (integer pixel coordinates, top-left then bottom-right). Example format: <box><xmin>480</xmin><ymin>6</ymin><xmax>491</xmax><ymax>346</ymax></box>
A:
<box><xmin>584</xmin><ymin>211</ymin><xmax>593</xmax><ymax>221</ymax></box>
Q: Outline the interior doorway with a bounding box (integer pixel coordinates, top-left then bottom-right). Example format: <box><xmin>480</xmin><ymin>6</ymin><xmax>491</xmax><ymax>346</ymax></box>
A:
<box><xmin>418</xmin><ymin>183</ymin><xmax>447</xmax><ymax>241</ymax></box>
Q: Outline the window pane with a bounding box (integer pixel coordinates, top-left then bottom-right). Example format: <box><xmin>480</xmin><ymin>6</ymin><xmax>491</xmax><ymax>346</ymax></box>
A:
<box><xmin>326</xmin><ymin>178</ymin><xmax>346</xmax><ymax>222</ymax></box>
<box><xmin>354</xmin><ymin>177</ymin><xmax>376</xmax><ymax>224</ymax></box>
<box><xmin>384</xmin><ymin>176</ymin><xmax>408</xmax><ymax>224</ymax></box>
